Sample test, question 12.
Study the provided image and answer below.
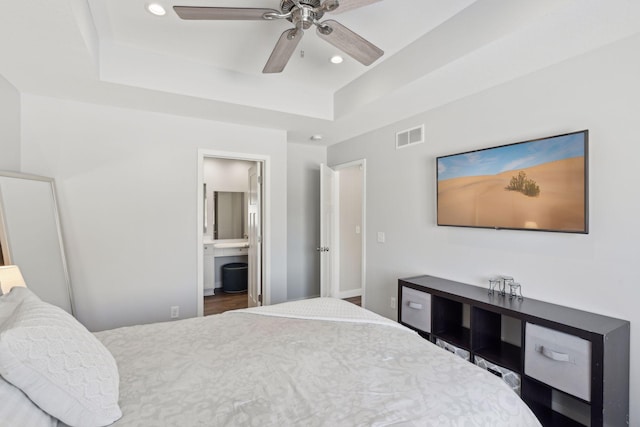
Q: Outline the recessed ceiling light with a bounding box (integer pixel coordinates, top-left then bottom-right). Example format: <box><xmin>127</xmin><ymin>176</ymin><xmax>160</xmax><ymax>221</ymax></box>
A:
<box><xmin>330</xmin><ymin>55</ymin><xmax>343</xmax><ymax>64</ymax></box>
<box><xmin>310</xmin><ymin>135</ymin><xmax>323</xmax><ymax>141</ymax></box>
<box><xmin>147</xmin><ymin>3</ymin><xmax>166</xmax><ymax>16</ymax></box>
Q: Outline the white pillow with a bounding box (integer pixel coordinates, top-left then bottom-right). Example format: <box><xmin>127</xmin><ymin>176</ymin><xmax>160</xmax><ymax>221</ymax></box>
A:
<box><xmin>0</xmin><ymin>375</ymin><xmax>57</xmax><ymax>427</ymax></box>
<box><xmin>0</xmin><ymin>287</ymin><xmax>122</xmax><ymax>427</ymax></box>
<box><xmin>0</xmin><ymin>285</ymin><xmax>23</xmax><ymax>325</ymax></box>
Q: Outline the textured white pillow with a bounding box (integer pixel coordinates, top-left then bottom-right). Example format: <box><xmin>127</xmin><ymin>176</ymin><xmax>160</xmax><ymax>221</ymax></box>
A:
<box><xmin>0</xmin><ymin>287</ymin><xmax>122</xmax><ymax>427</ymax></box>
<box><xmin>0</xmin><ymin>375</ymin><xmax>57</xmax><ymax>427</ymax></box>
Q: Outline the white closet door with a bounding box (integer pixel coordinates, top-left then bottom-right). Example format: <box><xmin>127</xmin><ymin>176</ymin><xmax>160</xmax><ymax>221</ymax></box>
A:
<box><xmin>0</xmin><ymin>173</ymin><xmax>73</xmax><ymax>314</ymax></box>
<box><xmin>319</xmin><ymin>164</ymin><xmax>337</xmax><ymax>298</ymax></box>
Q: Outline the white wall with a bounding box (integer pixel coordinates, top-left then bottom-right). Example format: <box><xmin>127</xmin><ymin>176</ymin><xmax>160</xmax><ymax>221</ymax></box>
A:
<box><xmin>0</xmin><ymin>74</ymin><xmax>20</xmax><ymax>171</ymax></box>
<box><xmin>328</xmin><ymin>33</ymin><xmax>640</xmax><ymax>423</ymax></box>
<box><xmin>338</xmin><ymin>165</ymin><xmax>362</xmax><ymax>294</ymax></box>
<box><xmin>20</xmin><ymin>94</ymin><xmax>288</xmax><ymax>331</ymax></box>
<box><xmin>286</xmin><ymin>142</ymin><xmax>325</xmax><ymax>300</ymax></box>
<box><xmin>203</xmin><ymin>158</ymin><xmax>253</xmax><ymax>193</ymax></box>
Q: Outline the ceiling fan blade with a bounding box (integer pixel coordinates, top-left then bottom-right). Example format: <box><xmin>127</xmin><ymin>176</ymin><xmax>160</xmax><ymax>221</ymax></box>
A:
<box><xmin>173</xmin><ymin>6</ymin><xmax>279</xmax><ymax>20</ymax></box>
<box><xmin>330</xmin><ymin>0</ymin><xmax>382</xmax><ymax>14</ymax></box>
<box><xmin>316</xmin><ymin>20</ymin><xmax>383</xmax><ymax>66</ymax></box>
<box><xmin>263</xmin><ymin>28</ymin><xmax>304</xmax><ymax>73</ymax></box>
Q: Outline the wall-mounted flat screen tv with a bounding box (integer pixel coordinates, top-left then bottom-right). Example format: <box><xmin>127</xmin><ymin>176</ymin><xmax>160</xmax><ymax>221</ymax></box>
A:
<box><xmin>437</xmin><ymin>130</ymin><xmax>588</xmax><ymax>233</ymax></box>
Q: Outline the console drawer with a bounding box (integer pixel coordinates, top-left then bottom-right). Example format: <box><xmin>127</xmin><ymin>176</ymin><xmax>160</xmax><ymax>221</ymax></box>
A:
<box><xmin>222</xmin><ymin>247</ymin><xmax>248</xmax><ymax>256</ymax></box>
<box><xmin>401</xmin><ymin>286</ymin><xmax>431</xmax><ymax>333</ymax></box>
<box><xmin>474</xmin><ymin>355</ymin><xmax>521</xmax><ymax>395</ymax></box>
<box><xmin>525</xmin><ymin>323</ymin><xmax>591</xmax><ymax>401</ymax></box>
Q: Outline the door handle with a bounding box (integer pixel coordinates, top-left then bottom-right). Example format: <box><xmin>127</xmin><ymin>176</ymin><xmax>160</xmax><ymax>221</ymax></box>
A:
<box><xmin>316</xmin><ymin>247</ymin><xmax>329</xmax><ymax>252</ymax></box>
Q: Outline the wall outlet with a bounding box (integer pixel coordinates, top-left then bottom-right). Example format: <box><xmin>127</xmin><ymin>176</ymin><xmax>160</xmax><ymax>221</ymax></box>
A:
<box><xmin>170</xmin><ymin>306</ymin><xmax>179</xmax><ymax>319</ymax></box>
<box><xmin>390</xmin><ymin>297</ymin><xmax>396</xmax><ymax>309</ymax></box>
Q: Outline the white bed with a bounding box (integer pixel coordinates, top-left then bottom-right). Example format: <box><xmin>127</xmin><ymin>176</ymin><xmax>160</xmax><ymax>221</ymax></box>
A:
<box><xmin>0</xmin><ymin>289</ymin><xmax>541</xmax><ymax>427</ymax></box>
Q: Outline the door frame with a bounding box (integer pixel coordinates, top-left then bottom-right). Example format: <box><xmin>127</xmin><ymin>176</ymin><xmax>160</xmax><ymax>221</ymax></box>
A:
<box><xmin>197</xmin><ymin>149</ymin><xmax>270</xmax><ymax>316</ymax></box>
<box><xmin>331</xmin><ymin>159</ymin><xmax>367</xmax><ymax>308</ymax></box>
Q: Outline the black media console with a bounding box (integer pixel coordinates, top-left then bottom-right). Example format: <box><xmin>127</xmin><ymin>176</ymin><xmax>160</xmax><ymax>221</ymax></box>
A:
<box><xmin>398</xmin><ymin>275</ymin><xmax>629</xmax><ymax>427</ymax></box>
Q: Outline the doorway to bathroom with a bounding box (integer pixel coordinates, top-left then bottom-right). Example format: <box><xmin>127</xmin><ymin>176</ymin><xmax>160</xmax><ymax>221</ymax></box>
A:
<box><xmin>196</xmin><ymin>150</ymin><xmax>267</xmax><ymax>317</ymax></box>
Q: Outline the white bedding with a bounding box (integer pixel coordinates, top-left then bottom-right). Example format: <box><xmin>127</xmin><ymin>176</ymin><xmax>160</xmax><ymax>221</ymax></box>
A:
<box><xmin>94</xmin><ymin>298</ymin><xmax>541</xmax><ymax>427</ymax></box>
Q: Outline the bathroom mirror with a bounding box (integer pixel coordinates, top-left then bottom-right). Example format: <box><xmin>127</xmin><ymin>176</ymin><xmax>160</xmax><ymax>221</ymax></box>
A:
<box><xmin>214</xmin><ymin>191</ymin><xmax>247</xmax><ymax>239</ymax></box>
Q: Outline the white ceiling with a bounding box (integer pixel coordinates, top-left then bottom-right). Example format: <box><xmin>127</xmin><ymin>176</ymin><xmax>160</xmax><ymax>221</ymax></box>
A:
<box><xmin>1</xmin><ymin>0</ymin><xmax>640</xmax><ymax>145</ymax></box>
<box><xmin>89</xmin><ymin>0</ymin><xmax>474</xmax><ymax>89</ymax></box>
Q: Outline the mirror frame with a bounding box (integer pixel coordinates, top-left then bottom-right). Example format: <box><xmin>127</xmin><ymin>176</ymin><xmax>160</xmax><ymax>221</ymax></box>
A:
<box><xmin>0</xmin><ymin>171</ymin><xmax>74</xmax><ymax>314</ymax></box>
<box><xmin>213</xmin><ymin>191</ymin><xmax>247</xmax><ymax>240</ymax></box>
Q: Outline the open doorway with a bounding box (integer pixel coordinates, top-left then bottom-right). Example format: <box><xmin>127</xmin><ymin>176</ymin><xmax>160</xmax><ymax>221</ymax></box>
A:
<box><xmin>319</xmin><ymin>159</ymin><xmax>366</xmax><ymax>307</ymax></box>
<box><xmin>197</xmin><ymin>150</ymin><xmax>267</xmax><ymax>317</ymax></box>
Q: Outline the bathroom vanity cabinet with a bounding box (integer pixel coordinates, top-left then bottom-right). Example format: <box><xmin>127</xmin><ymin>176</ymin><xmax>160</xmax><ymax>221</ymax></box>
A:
<box><xmin>203</xmin><ymin>241</ymin><xmax>248</xmax><ymax>295</ymax></box>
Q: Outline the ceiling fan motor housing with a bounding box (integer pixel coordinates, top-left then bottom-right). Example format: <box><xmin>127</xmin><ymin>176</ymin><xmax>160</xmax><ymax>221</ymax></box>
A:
<box><xmin>280</xmin><ymin>0</ymin><xmax>322</xmax><ymax>12</ymax></box>
<box><xmin>281</xmin><ymin>0</ymin><xmax>324</xmax><ymax>29</ymax></box>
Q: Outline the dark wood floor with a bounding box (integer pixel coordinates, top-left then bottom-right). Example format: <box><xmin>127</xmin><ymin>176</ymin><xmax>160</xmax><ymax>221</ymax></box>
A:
<box><xmin>204</xmin><ymin>291</ymin><xmax>248</xmax><ymax>316</ymax></box>
<box><xmin>204</xmin><ymin>292</ymin><xmax>361</xmax><ymax>316</ymax></box>
<box><xmin>343</xmin><ymin>296</ymin><xmax>362</xmax><ymax>306</ymax></box>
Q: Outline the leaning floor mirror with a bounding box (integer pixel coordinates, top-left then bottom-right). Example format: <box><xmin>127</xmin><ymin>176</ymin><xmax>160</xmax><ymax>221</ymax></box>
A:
<box><xmin>0</xmin><ymin>172</ymin><xmax>74</xmax><ymax>314</ymax></box>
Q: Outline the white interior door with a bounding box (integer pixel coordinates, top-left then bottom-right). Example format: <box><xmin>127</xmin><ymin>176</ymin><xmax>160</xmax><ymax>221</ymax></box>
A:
<box><xmin>319</xmin><ymin>164</ymin><xmax>337</xmax><ymax>297</ymax></box>
<box><xmin>332</xmin><ymin>161</ymin><xmax>365</xmax><ymax>302</ymax></box>
<box><xmin>247</xmin><ymin>163</ymin><xmax>262</xmax><ymax>307</ymax></box>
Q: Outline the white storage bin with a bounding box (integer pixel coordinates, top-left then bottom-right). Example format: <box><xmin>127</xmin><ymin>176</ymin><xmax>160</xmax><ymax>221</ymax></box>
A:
<box><xmin>525</xmin><ymin>323</ymin><xmax>591</xmax><ymax>401</ymax></box>
<box><xmin>474</xmin><ymin>355</ymin><xmax>521</xmax><ymax>395</ymax></box>
<box><xmin>401</xmin><ymin>286</ymin><xmax>431</xmax><ymax>333</ymax></box>
<box><xmin>435</xmin><ymin>338</ymin><xmax>470</xmax><ymax>361</ymax></box>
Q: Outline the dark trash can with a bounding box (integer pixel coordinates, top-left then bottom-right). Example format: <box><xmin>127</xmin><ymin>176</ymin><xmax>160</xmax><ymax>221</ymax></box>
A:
<box><xmin>222</xmin><ymin>262</ymin><xmax>248</xmax><ymax>293</ymax></box>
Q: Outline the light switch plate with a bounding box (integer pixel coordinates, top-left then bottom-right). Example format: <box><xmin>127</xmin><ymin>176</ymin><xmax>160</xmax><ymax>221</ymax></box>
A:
<box><xmin>377</xmin><ymin>232</ymin><xmax>385</xmax><ymax>243</ymax></box>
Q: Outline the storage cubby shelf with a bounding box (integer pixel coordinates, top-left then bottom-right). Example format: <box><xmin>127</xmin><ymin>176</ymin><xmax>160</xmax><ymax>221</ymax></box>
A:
<box><xmin>474</xmin><ymin>341</ymin><xmax>521</xmax><ymax>373</ymax></box>
<box><xmin>398</xmin><ymin>275</ymin><xmax>630</xmax><ymax>427</ymax></box>
<box><xmin>435</xmin><ymin>327</ymin><xmax>470</xmax><ymax>350</ymax></box>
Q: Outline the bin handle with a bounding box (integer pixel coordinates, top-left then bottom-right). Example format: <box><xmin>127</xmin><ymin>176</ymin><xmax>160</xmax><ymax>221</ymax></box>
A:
<box><xmin>537</xmin><ymin>345</ymin><xmax>570</xmax><ymax>362</ymax></box>
<box><xmin>408</xmin><ymin>301</ymin><xmax>423</xmax><ymax>310</ymax></box>
<box><xmin>487</xmin><ymin>367</ymin><xmax>503</xmax><ymax>378</ymax></box>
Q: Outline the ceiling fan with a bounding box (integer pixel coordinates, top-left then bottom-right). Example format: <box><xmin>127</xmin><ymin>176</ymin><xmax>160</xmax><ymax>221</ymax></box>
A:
<box><xmin>173</xmin><ymin>0</ymin><xmax>384</xmax><ymax>73</ymax></box>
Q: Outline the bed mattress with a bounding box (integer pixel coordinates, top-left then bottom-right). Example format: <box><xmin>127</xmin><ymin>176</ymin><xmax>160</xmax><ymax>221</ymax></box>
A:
<box><xmin>94</xmin><ymin>298</ymin><xmax>541</xmax><ymax>426</ymax></box>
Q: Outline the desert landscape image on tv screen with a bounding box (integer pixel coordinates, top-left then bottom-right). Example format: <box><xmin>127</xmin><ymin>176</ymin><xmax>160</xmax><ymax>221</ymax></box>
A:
<box><xmin>437</xmin><ymin>131</ymin><xmax>588</xmax><ymax>233</ymax></box>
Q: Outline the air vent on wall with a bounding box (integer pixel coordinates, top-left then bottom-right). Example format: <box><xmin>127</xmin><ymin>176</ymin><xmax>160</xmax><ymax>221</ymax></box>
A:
<box><xmin>396</xmin><ymin>125</ymin><xmax>424</xmax><ymax>149</ymax></box>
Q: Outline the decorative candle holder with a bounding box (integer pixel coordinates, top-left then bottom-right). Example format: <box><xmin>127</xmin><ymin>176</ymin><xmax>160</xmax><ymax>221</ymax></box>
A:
<box><xmin>488</xmin><ymin>277</ymin><xmax>502</xmax><ymax>295</ymax></box>
<box><xmin>509</xmin><ymin>282</ymin><xmax>523</xmax><ymax>300</ymax></box>
<box><xmin>500</xmin><ymin>275</ymin><xmax>513</xmax><ymax>297</ymax></box>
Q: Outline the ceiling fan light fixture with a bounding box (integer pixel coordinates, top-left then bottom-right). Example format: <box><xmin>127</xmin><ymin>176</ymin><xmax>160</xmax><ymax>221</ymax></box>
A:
<box><xmin>174</xmin><ymin>0</ymin><xmax>384</xmax><ymax>73</ymax></box>
<box><xmin>330</xmin><ymin>55</ymin><xmax>343</xmax><ymax>64</ymax></box>
<box><xmin>147</xmin><ymin>3</ymin><xmax>166</xmax><ymax>16</ymax></box>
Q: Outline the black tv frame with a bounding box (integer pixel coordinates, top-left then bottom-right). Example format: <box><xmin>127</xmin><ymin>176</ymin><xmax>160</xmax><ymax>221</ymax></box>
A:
<box><xmin>436</xmin><ymin>130</ymin><xmax>589</xmax><ymax>234</ymax></box>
